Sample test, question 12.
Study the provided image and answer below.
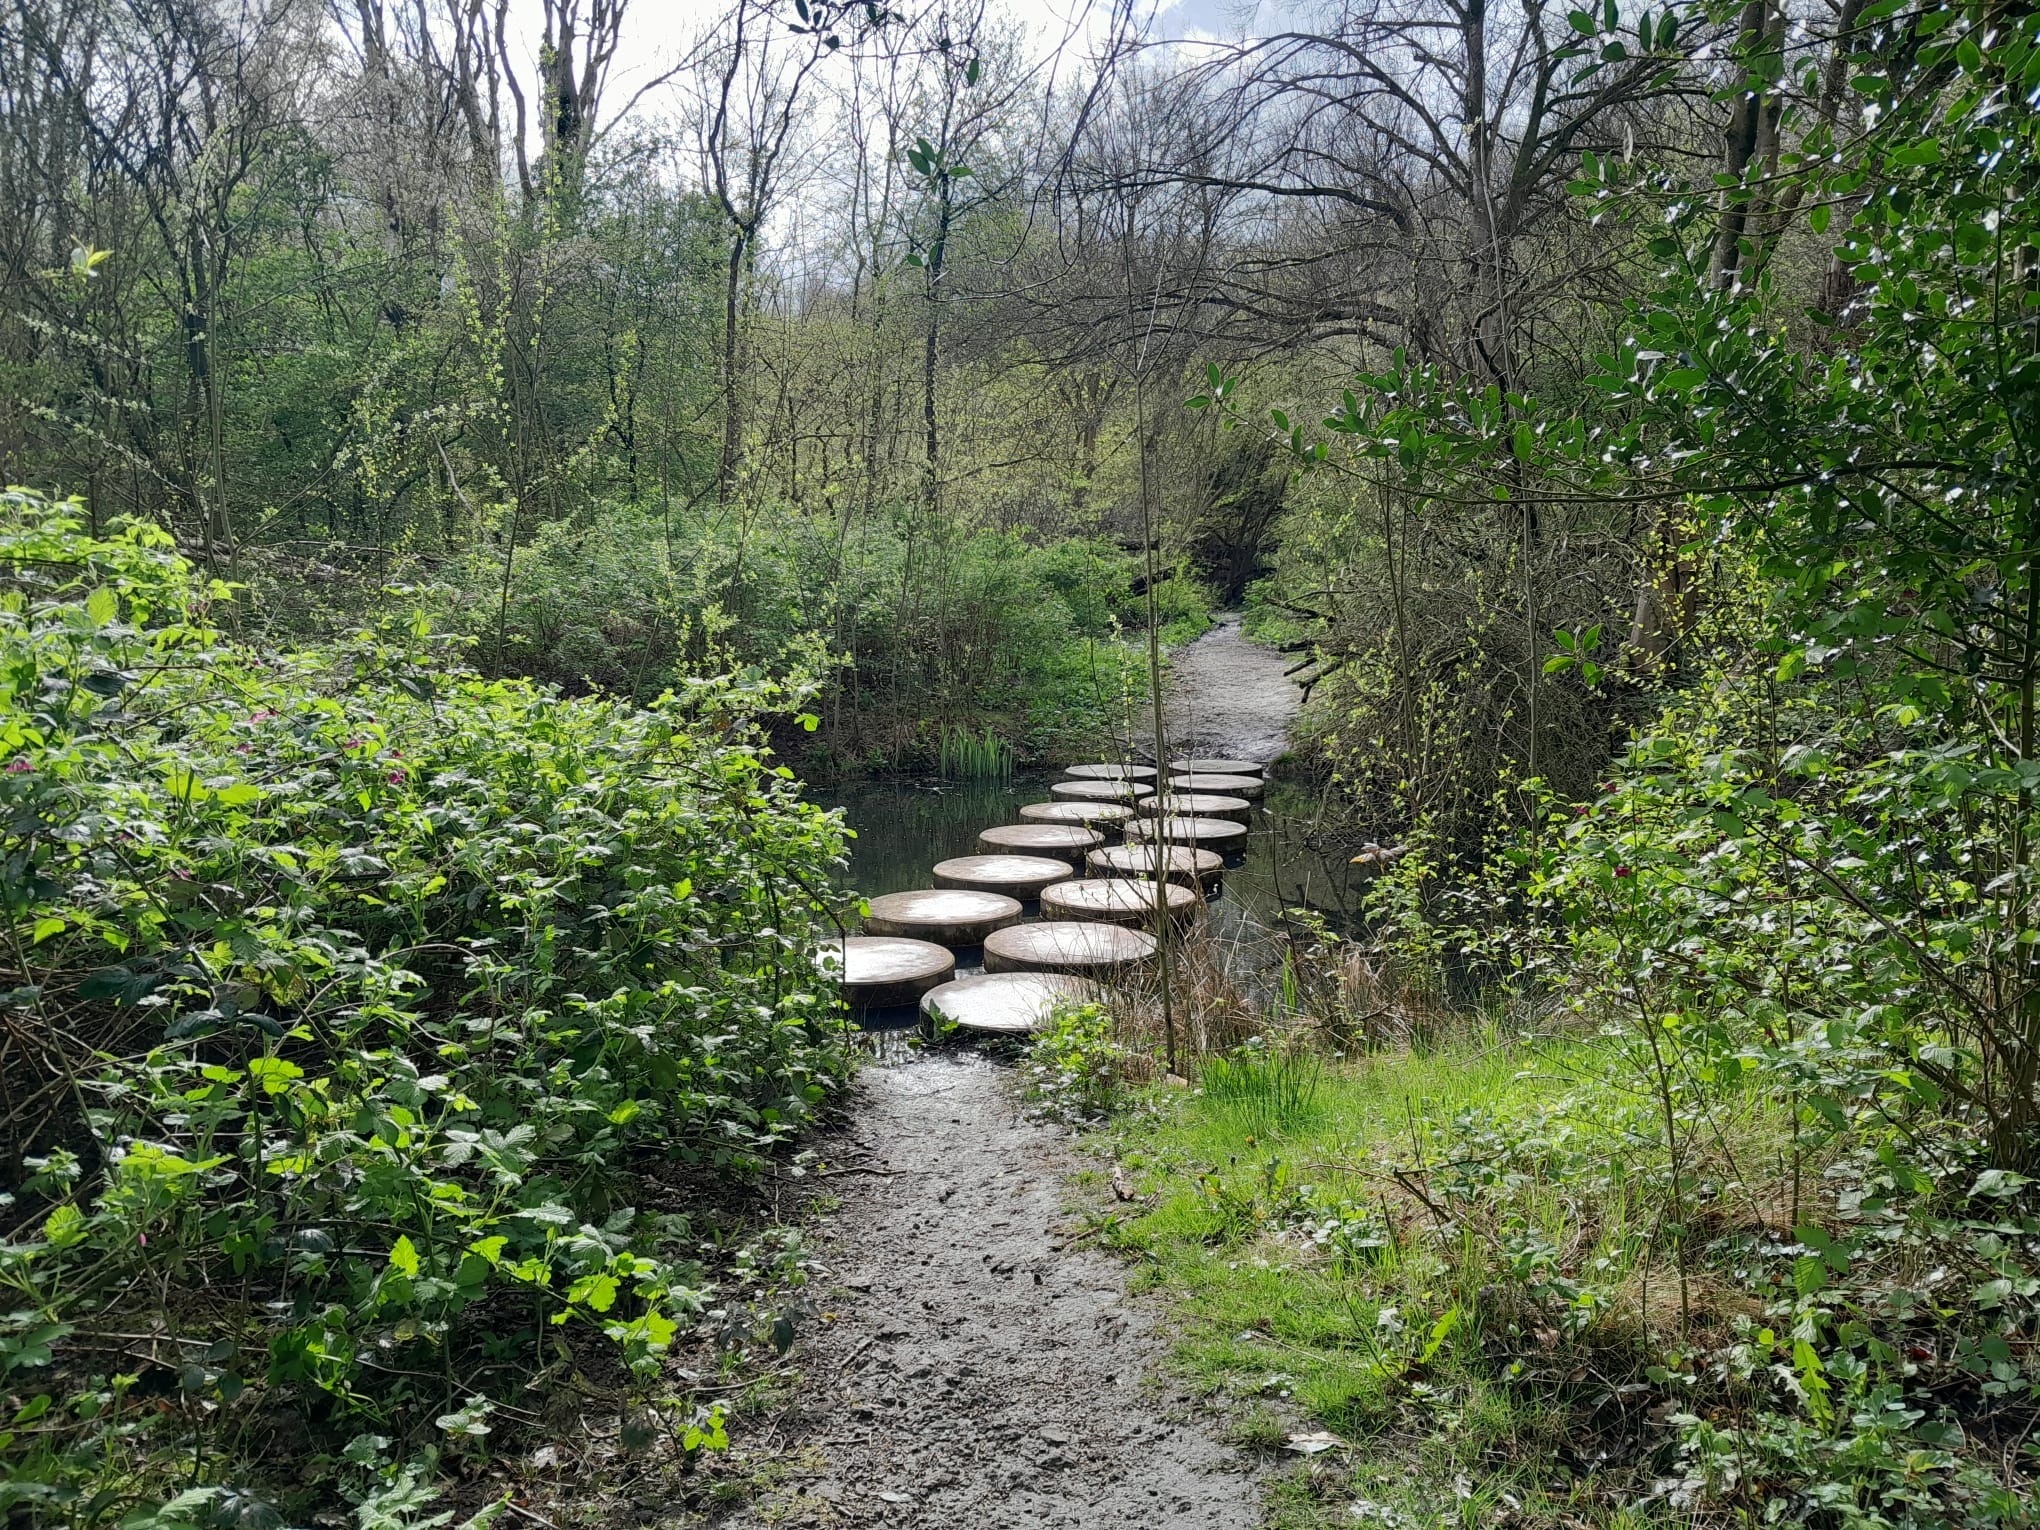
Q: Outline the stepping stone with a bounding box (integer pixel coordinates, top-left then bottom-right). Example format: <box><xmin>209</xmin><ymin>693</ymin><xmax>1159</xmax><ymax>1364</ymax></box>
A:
<box><xmin>1019</xmin><ymin>800</ymin><xmax>1135</xmax><ymax>834</ymax></box>
<box><xmin>1167</xmin><ymin>772</ymin><xmax>1264</xmax><ymax>799</ymax></box>
<box><xmin>1088</xmin><ymin>843</ymin><xmax>1225</xmax><ymax>893</ymax></box>
<box><xmin>1040</xmin><ymin>876</ymin><xmax>1197</xmax><ymax>927</ymax></box>
<box><xmin>818</xmin><ymin>936</ymin><xmax>955</xmax><ymax>1008</ymax></box>
<box><xmin>1169</xmin><ymin>757</ymin><xmax>1266</xmax><ymax>776</ymax></box>
<box><xmin>931</xmin><ymin>854</ymin><xmax>1075</xmax><ymax>898</ymax></box>
<box><xmin>863</xmin><ymin>888</ymin><xmax>1023</xmax><ymax>946</ymax></box>
<box><xmin>921</xmin><ymin>972</ymin><xmax>1097</xmax><ymax>1036</ymax></box>
<box><xmin>1061</xmin><ymin>762</ymin><xmax>1159</xmax><ymax>782</ymax></box>
<box><xmin>1135</xmin><ymin>792</ymin><xmax>1253</xmax><ymax>824</ymax></box>
<box><xmin>982</xmin><ymin>920</ymin><xmax>1157</xmax><ymax>976</ymax></box>
<box><xmin>976</xmin><ymin>823</ymin><xmax>1106</xmax><ymax>867</ymax></box>
<box><xmin>1049</xmin><ymin>779</ymin><xmax>1138</xmax><ymax>803</ymax></box>
<box><xmin>1123</xmin><ymin>815</ymin><xmax>1250</xmax><ymax>851</ymax></box>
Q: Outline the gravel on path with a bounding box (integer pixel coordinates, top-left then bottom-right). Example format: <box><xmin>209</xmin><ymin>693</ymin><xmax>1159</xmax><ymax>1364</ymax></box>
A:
<box><xmin>724</xmin><ymin>1054</ymin><xmax>1260</xmax><ymax>1528</ymax></box>
<box><xmin>1144</xmin><ymin>613</ymin><xmax>1301</xmax><ymax>763</ymax></box>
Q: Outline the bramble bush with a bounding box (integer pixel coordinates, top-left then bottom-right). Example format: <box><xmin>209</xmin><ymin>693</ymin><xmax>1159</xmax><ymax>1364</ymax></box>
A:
<box><xmin>0</xmin><ymin>490</ymin><xmax>855</xmax><ymax>1525</ymax></box>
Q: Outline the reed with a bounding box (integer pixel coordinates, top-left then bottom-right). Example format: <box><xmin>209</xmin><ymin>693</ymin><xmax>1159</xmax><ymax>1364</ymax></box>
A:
<box><xmin>936</xmin><ymin>725</ymin><xmax>1015</xmax><ymax>779</ymax></box>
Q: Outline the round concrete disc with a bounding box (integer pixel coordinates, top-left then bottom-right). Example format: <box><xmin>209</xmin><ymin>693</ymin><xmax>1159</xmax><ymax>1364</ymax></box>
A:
<box><xmin>931</xmin><ymin>854</ymin><xmax>1076</xmax><ymax>897</ymax></box>
<box><xmin>982</xmin><ymin>920</ymin><xmax>1157</xmax><ymax>975</ymax></box>
<box><xmin>1088</xmin><ymin>843</ymin><xmax>1225</xmax><ymax>892</ymax></box>
<box><xmin>1135</xmin><ymin>792</ymin><xmax>1253</xmax><ymax>824</ymax></box>
<box><xmin>1123</xmin><ymin>815</ymin><xmax>1250</xmax><ymax>851</ymax></box>
<box><xmin>818</xmin><ymin>936</ymin><xmax>956</xmax><ymax>1007</ymax></box>
<box><xmin>1061</xmin><ymin>763</ymin><xmax>1159</xmax><ymax>782</ymax></box>
<box><xmin>1049</xmin><ymin>779</ymin><xmax>1139</xmax><ymax>803</ymax></box>
<box><xmin>1167</xmin><ymin>773</ymin><xmax>1264</xmax><ymax>799</ymax></box>
<box><xmin>1040</xmin><ymin>876</ymin><xmax>1197</xmax><ymax>927</ymax></box>
<box><xmin>1168</xmin><ymin>757</ymin><xmax>1266</xmax><ymax>776</ymax></box>
<box><xmin>863</xmin><ymin>888</ymin><xmax>1023</xmax><ymax>946</ymax></box>
<box><xmin>1019</xmin><ymin>800</ymin><xmax>1135</xmax><ymax>833</ymax></box>
<box><xmin>921</xmin><ymin>971</ymin><xmax>1097</xmax><ymax>1035</ymax></box>
<box><xmin>977</xmin><ymin>823</ymin><xmax>1105</xmax><ymax>866</ymax></box>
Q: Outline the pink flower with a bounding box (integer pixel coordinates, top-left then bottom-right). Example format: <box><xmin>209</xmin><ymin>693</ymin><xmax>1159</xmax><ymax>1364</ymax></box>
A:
<box><xmin>1614</xmin><ymin>866</ymin><xmax>1633</xmax><ymax>878</ymax></box>
<box><xmin>249</xmin><ymin>710</ymin><xmax>277</xmax><ymax>723</ymax></box>
<box><xmin>387</xmin><ymin>771</ymin><xmax>406</xmax><ymax>784</ymax></box>
<box><xmin>138</xmin><ymin>1232</ymin><xmax>147</xmax><ymax>1247</ymax></box>
<box><xmin>171</xmin><ymin>868</ymin><xmax>192</xmax><ymax>881</ymax></box>
<box><xmin>235</xmin><ymin>743</ymin><xmax>252</xmax><ymax>754</ymax></box>
<box><xmin>343</xmin><ymin>737</ymin><xmax>364</xmax><ymax>749</ymax></box>
<box><xmin>5</xmin><ymin>759</ymin><xmax>31</xmax><ymax>774</ymax></box>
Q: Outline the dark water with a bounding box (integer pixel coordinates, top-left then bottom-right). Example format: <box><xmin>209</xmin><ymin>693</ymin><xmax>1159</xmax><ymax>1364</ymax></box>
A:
<box><xmin>812</xmin><ymin>771</ymin><xmax>1370</xmax><ymax>947</ymax></box>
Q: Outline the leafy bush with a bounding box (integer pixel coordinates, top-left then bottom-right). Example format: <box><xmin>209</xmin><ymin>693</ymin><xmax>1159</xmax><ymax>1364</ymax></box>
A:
<box><xmin>1024</xmin><ymin>1002</ymin><xmax>1131</xmax><ymax>1121</ymax></box>
<box><xmin>443</xmin><ymin>501</ymin><xmax>1208</xmax><ymax>769</ymax></box>
<box><xmin>0</xmin><ymin>490</ymin><xmax>853</xmax><ymax>1521</ymax></box>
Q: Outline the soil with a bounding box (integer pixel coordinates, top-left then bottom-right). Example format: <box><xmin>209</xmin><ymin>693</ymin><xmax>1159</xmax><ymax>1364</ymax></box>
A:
<box><xmin>721</xmin><ymin>1054</ymin><xmax>1262</xmax><ymax>1528</ymax></box>
<box><xmin>1143</xmin><ymin>613</ymin><xmax>1302</xmax><ymax>762</ymax></box>
<box><xmin>711</xmin><ymin>620</ymin><xmax>1300</xmax><ymax>1527</ymax></box>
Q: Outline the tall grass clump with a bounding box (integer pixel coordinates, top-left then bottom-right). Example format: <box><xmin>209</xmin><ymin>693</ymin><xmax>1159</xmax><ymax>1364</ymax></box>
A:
<box><xmin>1199</xmin><ymin>1042</ymin><xmax>1324</xmax><ymax>1137</ymax></box>
<box><xmin>936</xmin><ymin>723</ymin><xmax>1015</xmax><ymax>779</ymax></box>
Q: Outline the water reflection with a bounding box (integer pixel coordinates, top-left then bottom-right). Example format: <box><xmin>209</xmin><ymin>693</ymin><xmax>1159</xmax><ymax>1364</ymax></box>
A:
<box><xmin>812</xmin><ymin>772</ymin><xmax>1368</xmax><ymax>949</ymax></box>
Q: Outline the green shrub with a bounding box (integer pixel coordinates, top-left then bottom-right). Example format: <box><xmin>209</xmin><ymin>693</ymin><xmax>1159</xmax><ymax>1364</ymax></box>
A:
<box><xmin>0</xmin><ymin>490</ymin><xmax>853</xmax><ymax>1520</ymax></box>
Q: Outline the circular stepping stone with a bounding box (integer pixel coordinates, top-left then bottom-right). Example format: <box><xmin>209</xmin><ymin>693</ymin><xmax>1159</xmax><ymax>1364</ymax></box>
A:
<box><xmin>818</xmin><ymin>936</ymin><xmax>955</xmax><ymax>1008</ymax></box>
<box><xmin>1168</xmin><ymin>772</ymin><xmax>1264</xmax><ymax>799</ymax></box>
<box><xmin>1049</xmin><ymin>779</ymin><xmax>1138</xmax><ymax>803</ymax></box>
<box><xmin>1088</xmin><ymin>842</ymin><xmax>1225</xmax><ymax>893</ymax></box>
<box><xmin>1040</xmin><ymin>876</ymin><xmax>1197</xmax><ymax>927</ymax></box>
<box><xmin>1019</xmin><ymin>800</ymin><xmax>1135</xmax><ymax>834</ymax></box>
<box><xmin>1169</xmin><ymin>757</ymin><xmax>1266</xmax><ymax>776</ymax></box>
<box><xmin>976</xmin><ymin>823</ymin><xmax>1105</xmax><ymax>867</ymax></box>
<box><xmin>1135</xmin><ymin>792</ymin><xmax>1253</xmax><ymax>824</ymax></box>
<box><xmin>982</xmin><ymin>920</ymin><xmax>1157</xmax><ymax>976</ymax></box>
<box><xmin>1062</xmin><ymin>762</ymin><xmax>1159</xmax><ymax>782</ymax></box>
<box><xmin>921</xmin><ymin>972</ymin><xmax>1097</xmax><ymax>1035</ymax></box>
<box><xmin>931</xmin><ymin>854</ymin><xmax>1075</xmax><ymax>898</ymax></box>
<box><xmin>863</xmin><ymin>888</ymin><xmax>1022</xmax><ymax>946</ymax></box>
<box><xmin>1123</xmin><ymin>815</ymin><xmax>1250</xmax><ymax>851</ymax></box>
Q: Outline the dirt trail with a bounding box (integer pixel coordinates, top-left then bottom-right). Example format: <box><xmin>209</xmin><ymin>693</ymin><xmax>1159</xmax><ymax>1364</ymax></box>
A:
<box><xmin>1144</xmin><ymin>613</ymin><xmax>1301</xmax><ymax>762</ymax></box>
<box><xmin>726</xmin><ymin>1054</ymin><xmax>1260</xmax><ymax>1528</ymax></box>
<box><xmin>722</xmin><ymin>618</ymin><xmax>1302</xmax><ymax>1525</ymax></box>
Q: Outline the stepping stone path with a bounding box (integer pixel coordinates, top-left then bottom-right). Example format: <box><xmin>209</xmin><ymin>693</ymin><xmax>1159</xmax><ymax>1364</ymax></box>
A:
<box><xmin>932</xmin><ymin>854</ymin><xmax>1075</xmax><ymax>898</ymax></box>
<box><xmin>1123</xmin><ymin>814</ymin><xmax>1250</xmax><ymax>851</ymax></box>
<box><xmin>982</xmin><ymin>920</ymin><xmax>1157</xmax><ymax>976</ymax></box>
<box><xmin>1135</xmin><ymin>791</ymin><xmax>1253</xmax><ymax>823</ymax></box>
<box><xmin>1061</xmin><ymin>762</ymin><xmax>1159</xmax><ymax>782</ymax></box>
<box><xmin>1168</xmin><ymin>757</ymin><xmax>1267</xmax><ymax>776</ymax></box>
<box><xmin>977</xmin><ymin>823</ymin><xmax>1105</xmax><ymax>867</ymax></box>
<box><xmin>1168</xmin><ymin>772</ymin><xmax>1264</xmax><ymax>799</ymax></box>
<box><xmin>1049</xmin><ymin>779</ymin><xmax>1139</xmax><ymax>803</ymax></box>
<box><xmin>1040</xmin><ymin>876</ymin><xmax>1197</xmax><ymax>927</ymax></box>
<box><xmin>1017</xmin><ymin>800</ymin><xmax>1135</xmax><ymax>833</ymax></box>
<box><xmin>1089</xmin><ymin>842</ymin><xmax>1225</xmax><ymax>893</ymax></box>
<box><xmin>821</xmin><ymin>935</ymin><xmax>956</xmax><ymax>1008</ymax></box>
<box><xmin>919</xmin><ymin>971</ymin><xmax>1097</xmax><ymax>1035</ymax></box>
<box><xmin>863</xmin><ymin>889</ymin><xmax>1022</xmax><ymax>945</ymax></box>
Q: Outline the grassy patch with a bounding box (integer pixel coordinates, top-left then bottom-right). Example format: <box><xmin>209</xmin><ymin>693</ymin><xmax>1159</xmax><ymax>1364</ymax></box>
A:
<box><xmin>1091</xmin><ymin>1034</ymin><xmax>1686</xmax><ymax>1529</ymax></box>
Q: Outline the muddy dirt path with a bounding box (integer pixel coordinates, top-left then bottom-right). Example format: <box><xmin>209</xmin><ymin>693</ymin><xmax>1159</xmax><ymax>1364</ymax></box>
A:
<box><xmin>725</xmin><ymin>1054</ymin><xmax>1261</xmax><ymax>1528</ymax></box>
<box><xmin>1143</xmin><ymin>613</ymin><xmax>1301</xmax><ymax>762</ymax></box>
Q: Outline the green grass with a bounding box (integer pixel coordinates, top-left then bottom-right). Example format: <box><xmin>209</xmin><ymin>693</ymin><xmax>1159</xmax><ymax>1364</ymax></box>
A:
<box><xmin>1096</xmin><ymin>1034</ymin><xmax>1667</xmax><ymax>1530</ymax></box>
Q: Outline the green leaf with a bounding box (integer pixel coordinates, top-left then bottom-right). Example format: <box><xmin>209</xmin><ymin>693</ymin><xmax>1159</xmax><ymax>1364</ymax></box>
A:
<box><xmin>1567</xmin><ymin>7</ymin><xmax>1594</xmax><ymax>33</ymax></box>
<box><xmin>388</xmin><ymin>1235</ymin><xmax>421</xmax><ymax>1278</ymax></box>
<box><xmin>86</xmin><ymin>586</ymin><xmax>118</xmax><ymax>625</ymax></box>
